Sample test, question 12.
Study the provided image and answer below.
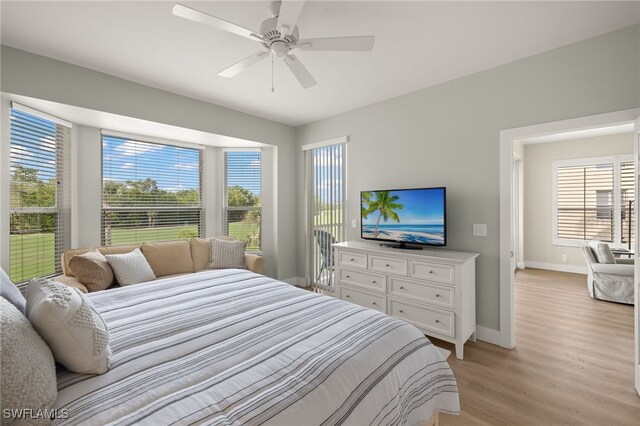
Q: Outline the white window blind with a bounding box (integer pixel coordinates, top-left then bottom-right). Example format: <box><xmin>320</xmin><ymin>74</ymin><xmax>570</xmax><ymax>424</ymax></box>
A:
<box><xmin>620</xmin><ymin>161</ymin><xmax>635</xmax><ymax>246</ymax></box>
<box><xmin>556</xmin><ymin>163</ymin><xmax>614</xmax><ymax>241</ymax></box>
<box><xmin>9</xmin><ymin>105</ymin><xmax>71</xmax><ymax>283</ymax></box>
<box><xmin>554</xmin><ymin>156</ymin><xmax>634</xmax><ymax>247</ymax></box>
<box><xmin>223</xmin><ymin>150</ymin><xmax>261</xmax><ymax>251</ymax></box>
<box><xmin>305</xmin><ymin>143</ymin><xmax>346</xmax><ymax>294</ymax></box>
<box><xmin>101</xmin><ymin>134</ymin><xmax>203</xmax><ymax>245</ymax></box>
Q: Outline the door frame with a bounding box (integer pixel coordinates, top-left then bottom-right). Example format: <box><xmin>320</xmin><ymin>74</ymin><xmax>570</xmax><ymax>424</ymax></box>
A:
<box><xmin>499</xmin><ymin>108</ymin><xmax>640</xmax><ymax>349</ymax></box>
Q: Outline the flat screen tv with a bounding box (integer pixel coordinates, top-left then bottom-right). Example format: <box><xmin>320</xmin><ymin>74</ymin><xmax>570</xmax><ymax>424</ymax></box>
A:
<box><xmin>361</xmin><ymin>187</ymin><xmax>446</xmax><ymax>248</ymax></box>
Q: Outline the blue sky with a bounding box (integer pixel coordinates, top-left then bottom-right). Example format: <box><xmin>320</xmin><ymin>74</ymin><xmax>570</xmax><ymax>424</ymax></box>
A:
<box><xmin>10</xmin><ymin>108</ymin><xmax>58</xmax><ymax>182</ymax></box>
<box><xmin>102</xmin><ymin>137</ymin><xmax>261</xmax><ymax>195</ymax></box>
<box><xmin>362</xmin><ymin>188</ymin><xmax>445</xmax><ymax>225</ymax></box>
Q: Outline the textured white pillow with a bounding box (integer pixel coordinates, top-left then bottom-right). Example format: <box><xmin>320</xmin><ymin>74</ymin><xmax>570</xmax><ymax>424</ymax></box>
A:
<box><xmin>105</xmin><ymin>248</ymin><xmax>156</xmax><ymax>286</ymax></box>
<box><xmin>207</xmin><ymin>238</ymin><xmax>247</xmax><ymax>269</ymax></box>
<box><xmin>1</xmin><ymin>298</ymin><xmax>57</xmax><ymax>424</ymax></box>
<box><xmin>26</xmin><ymin>278</ymin><xmax>111</xmax><ymax>375</ymax></box>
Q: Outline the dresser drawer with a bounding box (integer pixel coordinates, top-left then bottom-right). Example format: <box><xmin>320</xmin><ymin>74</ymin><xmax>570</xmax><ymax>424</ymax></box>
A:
<box><xmin>389</xmin><ymin>277</ymin><xmax>454</xmax><ymax>309</ymax></box>
<box><xmin>338</xmin><ymin>251</ymin><xmax>368</xmax><ymax>270</ymax></box>
<box><xmin>340</xmin><ymin>286</ymin><xmax>386</xmax><ymax>313</ymax></box>
<box><xmin>389</xmin><ymin>297</ymin><xmax>455</xmax><ymax>337</ymax></box>
<box><xmin>339</xmin><ymin>269</ymin><xmax>386</xmax><ymax>292</ymax></box>
<box><xmin>369</xmin><ymin>255</ymin><xmax>408</xmax><ymax>276</ymax></box>
<box><xmin>409</xmin><ymin>261</ymin><xmax>454</xmax><ymax>284</ymax></box>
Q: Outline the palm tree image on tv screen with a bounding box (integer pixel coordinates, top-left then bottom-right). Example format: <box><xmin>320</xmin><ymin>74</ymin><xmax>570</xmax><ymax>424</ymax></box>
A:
<box><xmin>361</xmin><ymin>188</ymin><xmax>445</xmax><ymax>246</ymax></box>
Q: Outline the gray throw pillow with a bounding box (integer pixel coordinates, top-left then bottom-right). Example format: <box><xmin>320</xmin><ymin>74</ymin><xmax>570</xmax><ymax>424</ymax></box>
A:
<box><xmin>207</xmin><ymin>238</ymin><xmax>247</xmax><ymax>269</ymax></box>
<box><xmin>1</xmin><ymin>298</ymin><xmax>57</xmax><ymax>424</ymax></box>
<box><xmin>588</xmin><ymin>240</ymin><xmax>615</xmax><ymax>264</ymax></box>
<box><xmin>1</xmin><ymin>266</ymin><xmax>26</xmax><ymax>315</ymax></box>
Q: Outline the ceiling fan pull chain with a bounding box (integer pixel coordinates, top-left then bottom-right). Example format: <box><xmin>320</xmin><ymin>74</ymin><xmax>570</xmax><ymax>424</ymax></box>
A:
<box><xmin>271</xmin><ymin>52</ymin><xmax>275</xmax><ymax>93</ymax></box>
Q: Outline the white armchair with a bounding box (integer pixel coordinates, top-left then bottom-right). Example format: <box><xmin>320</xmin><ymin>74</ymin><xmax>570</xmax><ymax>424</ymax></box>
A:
<box><xmin>581</xmin><ymin>241</ymin><xmax>634</xmax><ymax>305</ymax></box>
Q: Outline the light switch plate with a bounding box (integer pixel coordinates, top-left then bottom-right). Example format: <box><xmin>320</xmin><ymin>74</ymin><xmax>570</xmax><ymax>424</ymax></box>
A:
<box><xmin>473</xmin><ymin>224</ymin><xmax>487</xmax><ymax>236</ymax></box>
<box><xmin>351</xmin><ymin>219</ymin><xmax>357</xmax><ymax>228</ymax></box>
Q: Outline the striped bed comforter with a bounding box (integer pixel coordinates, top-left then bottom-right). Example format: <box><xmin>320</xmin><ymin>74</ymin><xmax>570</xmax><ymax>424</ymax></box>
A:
<box><xmin>54</xmin><ymin>269</ymin><xmax>459</xmax><ymax>425</ymax></box>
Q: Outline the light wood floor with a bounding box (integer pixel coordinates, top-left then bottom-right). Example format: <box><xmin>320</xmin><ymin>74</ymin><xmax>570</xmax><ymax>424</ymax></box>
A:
<box><xmin>434</xmin><ymin>268</ymin><xmax>639</xmax><ymax>425</ymax></box>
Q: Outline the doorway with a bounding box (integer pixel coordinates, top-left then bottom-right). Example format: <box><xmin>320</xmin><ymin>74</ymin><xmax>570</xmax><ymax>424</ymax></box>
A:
<box><xmin>499</xmin><ymin>109</ymin><xmax>640</xmax><ymax>396</ymax></box>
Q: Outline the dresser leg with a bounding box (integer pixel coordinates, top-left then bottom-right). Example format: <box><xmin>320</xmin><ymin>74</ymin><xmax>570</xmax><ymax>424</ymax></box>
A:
<box><xmin>455</xmin><ymin>343</ymin><xmax>464</xmax><ymax>360</ymax></box>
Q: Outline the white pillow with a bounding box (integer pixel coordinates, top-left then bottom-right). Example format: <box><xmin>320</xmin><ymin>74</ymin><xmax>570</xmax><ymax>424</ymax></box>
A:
<box><xmin>588</xmin><ymin>240</ymin><xmax>615</xmax><ymax>264</ymax></box>
<box><xmin>105</xmin><ymin>248</ymin><xmax>156</xmax><ymax>286</ymax></box>
<box><xmin>26</xmin><ymin>278</ymin><xmax>111</xmax><ymax>375</ymax></box>
<box><xmin>1</xmin><ymin>298</ymin><xmax>57</xmax><ymax>422</ymax></box>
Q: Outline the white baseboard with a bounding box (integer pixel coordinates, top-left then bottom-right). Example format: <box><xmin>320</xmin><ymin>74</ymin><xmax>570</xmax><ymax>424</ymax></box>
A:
<box><xmin>524</xmin><ymin>261</ymin><xmax>587</xmax><ymax>275</ymax></box>
<box><xmin>517</xmin><ymin>261</ymin><xmax>525</xmax><ymax>269</ymax></box>
<box><xmin>282</xmin><ymin>276</ymin><xmax>308</xmax><ymax>287</ymax></box>
<box><xmin>476</xmin><ymin>325</ymin><xmax>501</xmax><ymax>346</ymax></box>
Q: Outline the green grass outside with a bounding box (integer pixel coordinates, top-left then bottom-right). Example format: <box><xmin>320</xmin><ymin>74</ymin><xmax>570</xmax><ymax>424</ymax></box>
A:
<box><xmin>9</xmin><ymin>223</ymin><xmax>261</xmax><ymax>283</ymax></box>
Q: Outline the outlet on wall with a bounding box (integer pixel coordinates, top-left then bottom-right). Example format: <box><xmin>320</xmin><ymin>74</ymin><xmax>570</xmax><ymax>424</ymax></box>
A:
<box><xmin>351</xmin><ymin>219</ymin><xmax>357</xmax><ymax>228</ymax></box>
<box><xmin>561</xmin><ymin>254</ymin><xmax>568</xmax><ymax>262</ymax></box>
<box><xmin>473</xmin><ymin>224</ymin><xmax>487</xmax><ymax>236</ymax></box>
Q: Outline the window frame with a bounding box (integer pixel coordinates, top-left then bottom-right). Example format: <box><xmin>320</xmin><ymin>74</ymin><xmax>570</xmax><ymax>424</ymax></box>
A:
<box><xmin>552</xmin><ymin>154</ymin><xmax>634</xmax><ymax>248</ymax></box>
<box><xmin>222</xmin><ymin>148</ymin><xmax>262</xmax><ymax>253</ymax></box>
<box><xmin>100</xmin><ymin>131</ymin><xmax>205</xmax><ymax>246</ymax></box>
<box><xmin>8</xmin><ymin>103</ymin><xmax>72</xmax><ymax>284</ymax></box>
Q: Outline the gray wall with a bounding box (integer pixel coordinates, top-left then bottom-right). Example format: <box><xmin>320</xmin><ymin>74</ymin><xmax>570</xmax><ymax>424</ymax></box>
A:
<box><xmin>523</xmin><ymin>133</ymin><xmax>633</xmax><ymax>270</ymax></box>
<box><xmin>1</xmin><ymin>45</ymin><xmax>298</xmax><ymax>280</ymax></box>
<box><xmin>296</xmin><ymin>25</ymin><xmax>640</xmax><ymax>332</ymax></box>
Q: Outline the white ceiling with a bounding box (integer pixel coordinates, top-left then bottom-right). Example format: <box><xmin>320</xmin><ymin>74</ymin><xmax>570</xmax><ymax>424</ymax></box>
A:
<box><xmin>1</xmin><ymin>1</ymin><xmax>639</xmax><ymax>126</ymax></box>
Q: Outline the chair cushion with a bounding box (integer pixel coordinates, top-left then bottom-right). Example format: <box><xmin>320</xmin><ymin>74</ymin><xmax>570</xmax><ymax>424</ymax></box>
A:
<box><xmin>69</xmin><ymin>249</ymin><xmax>115</xmax><ymax>292</ymax></box>
<box><xmin>588</xmin><ymin>240</ymin><xmax>615</xmax><ymax>264</ymax></box>
<box><xmin>1</xmin><ymin>266</ymin><xmax>26</xmax><ymax>315</ymax></box>
<box><xmin>26</xmin><ymin>278</ymin><xmax>111</xmax><ymax>375</ymax></box>
<box><xmin>141</xmin><ymin>241</ymin><xmax>194</xmax><ymax>277</ymax></box>
<box><xmin>105</xmin><ymin>248</ymin><xmax>156</xmax><ymax>286</ymax></box>
<box><xmin>207</xmin><ymin>238</ymin><xmax>247</xmax><ymax>269</ymax></box>
<box><xmin>0</xmin><ymin>298</ymin><xmax>57</xmax><ymax>423</ymax></box>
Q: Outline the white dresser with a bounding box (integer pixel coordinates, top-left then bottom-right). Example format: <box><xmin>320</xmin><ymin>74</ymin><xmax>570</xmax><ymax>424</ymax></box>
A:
<box><xmin>333</xmin><ymin>240</ymin><xmax>479</xmax><ymax>359</ymax></box>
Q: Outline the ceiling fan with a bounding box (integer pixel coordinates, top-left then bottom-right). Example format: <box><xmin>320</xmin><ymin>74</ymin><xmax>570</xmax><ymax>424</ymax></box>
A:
<box><xmin>172</xmin><ymin>1</ymin><xmax>375</xmax><ymax>89</ymax></box>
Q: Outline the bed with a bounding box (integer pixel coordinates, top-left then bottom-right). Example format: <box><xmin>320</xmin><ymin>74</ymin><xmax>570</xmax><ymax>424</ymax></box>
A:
<box><xmin>53</xmin><ymin>269</ymin><xmax>459</xmax><ymax>425</ymax></box>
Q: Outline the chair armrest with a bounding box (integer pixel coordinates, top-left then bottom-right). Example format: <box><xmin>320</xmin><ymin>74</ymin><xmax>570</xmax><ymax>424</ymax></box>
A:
<box><xmin>245</xmin><ymin>254</ymin><xmax>265</xmax><ymax>275</ymax></box>
<box><xmin>614</xmin><ymin>258</ymin><xmax>634</xmax><ymax>265</ymax></box>
<box><xmin>591</xmin><ymin>263</ymin><xmax>634</xmax><ymax>276</ymax></box>
<box><xmin>53</xmin><ymin>275</ymin><xmax>89</xmax><ymax>293</ymax></box>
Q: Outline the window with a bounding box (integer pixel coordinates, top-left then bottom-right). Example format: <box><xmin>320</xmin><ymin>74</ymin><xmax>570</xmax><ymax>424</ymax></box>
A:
<box><xmin>554</xmin><ymin>156</ymin><xmax>634</xmax><ymax>247</ymax></box>
<box><xmin>9</xmin><ymin>104</ymin><xmax>71</xmax><ymax>283</ymax></box>
<box><xmin>101</xmin><ymin>134</ymin><xmax>203</xmax><ymax>246</ymax></box>
<box><xmin>223</xmin><ymin>150</ymin><xmax>261</xmax><ymax>251</ymax></box>
<box><xmin>304</xmin><ymin>141</ymin><xmax>346</xmax><ymax>293</ymax></box>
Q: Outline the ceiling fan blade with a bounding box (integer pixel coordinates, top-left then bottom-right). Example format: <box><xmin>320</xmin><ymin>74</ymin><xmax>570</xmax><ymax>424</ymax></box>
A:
<box><xmin>276</xmin><ymin>1</ymin><xmax>306</xmax><ymax>36</ymax></box>
<box><xmin>218</xmin><ymin>51</ymin><xmax>270</xmax><ymax>78</ymax></box>
<box><xmin>283</xmin><ymin>54</ymin><xmax>317</xmax><ymax>88</ymax></box>
<box><xmin>172</xmin><ymin>3</ymin><xmax>263</xmax><ymax>42</ymax></box>
<box><xmin>296</xmin><ymin>36</ymin><xmax>375</xmax><ymax>52</ymax></box>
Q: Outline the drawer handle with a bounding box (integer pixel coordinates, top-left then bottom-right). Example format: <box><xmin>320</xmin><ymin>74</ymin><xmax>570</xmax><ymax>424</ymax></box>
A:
<box><xmin>345</xmin><ymin>295</ymin><xmax>350</xmax><ymax>299</ymax></box>
<box><xmin>372</xmin><ymin>302</ymin><xmax>377</xmax><ymax>306</ymax></box>
<box><xmin>435</xmin><ymin>319</ymin><xmax>440</xmax><ymax>324</ymax></box>
<box><xmin>429</xmin><ymin>270</ymin><xmax>434</xmax><ymax>274</ymax></box>
<box><xmin>350</xmin><ymin>258</ymin><xmax>355</xmax><ymax>262</ymax></box>
<box><xmin>435</xmin><ymin>294</ymin><xmax>440</xmax><ymax>298</ymax></box>
<box><xmin>346</xmin><ymin>275</ymin><xmax>351</xmax><ymax>278</ymax></box>
<box><xmin>400</xmin><ymin>286</ymin><xmax>405</xmax><ymax>290</ymax></box>
<box><xmin>372</xmin><ymin>280</ymin><xmax>377</xmax><ymax>284</ymax></box>
<box><xmin>399</xmin><ymin>309</ymin><xmax>404</xmax><ymax>313</ymax></box>
<box><xmin>385</xmin><ymin>263</ymin><xmax>390</xmax><ymax>267</ymax></box>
